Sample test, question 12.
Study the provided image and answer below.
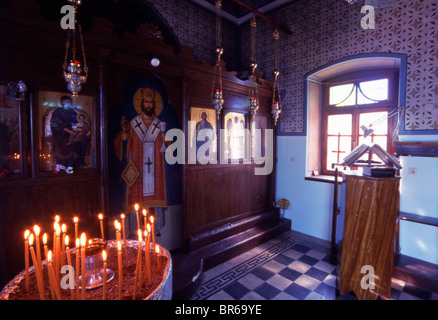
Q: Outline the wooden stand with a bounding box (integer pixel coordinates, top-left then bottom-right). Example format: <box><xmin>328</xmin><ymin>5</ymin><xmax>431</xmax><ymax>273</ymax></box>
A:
<box><xmin>339</xmin><ymin>174</ymin><xmax>400</xmax><ymax>300</ymax></box>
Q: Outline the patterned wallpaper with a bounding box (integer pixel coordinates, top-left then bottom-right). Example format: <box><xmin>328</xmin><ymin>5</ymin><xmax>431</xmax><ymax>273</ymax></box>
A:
<box><xmin>148</xmin><ymin>0</ymin><xmax>238</xmax><ymax>71</ymax></box>
<box><xmin>148</xmin><ymin>0</ymin><xmax>436</xmax><ymax>134</ymax></box>
<box><xmin>248</xmin><ymin>0</ymin><xmax>438</xmax><ymax>134</ymax></box>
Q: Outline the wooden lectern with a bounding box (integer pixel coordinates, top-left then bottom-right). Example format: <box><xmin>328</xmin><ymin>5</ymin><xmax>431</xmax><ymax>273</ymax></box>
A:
<box><xmin>339</xmin><ymin>174</ymin><xmax>400</xmax><ymax>300</ymax></box>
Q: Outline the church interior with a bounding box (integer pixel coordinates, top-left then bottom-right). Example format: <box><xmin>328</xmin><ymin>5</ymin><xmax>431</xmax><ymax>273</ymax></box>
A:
<box><xmin>0</xmin><ymin>0</ymin><xmax>437</xmax><ymax>301</ymax></box>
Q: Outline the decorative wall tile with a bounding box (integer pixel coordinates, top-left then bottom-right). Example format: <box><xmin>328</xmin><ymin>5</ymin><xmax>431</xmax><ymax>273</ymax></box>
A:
<box><xmin>244</xmin><ymin>0</ymin><xmax>437</xmax><ymax>134</ymax></box>
<box><xmin>149</xmin><ymin>0</ymin><xmax>436</xmax><ymax>133</ymax></box>
<box><xmin>149</xmin><ymin>0</ymin><xmax>238</xmax><ymax>71</ymax></box>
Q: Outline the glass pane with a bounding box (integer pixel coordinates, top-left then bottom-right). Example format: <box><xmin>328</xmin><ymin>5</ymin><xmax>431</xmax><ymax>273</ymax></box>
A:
<box><xmin>224</xmin><ymin>112</ymin><xmax>246</xmax><ymax>160</ymax></box>
<box><xmin>372</xmin><ymin>136</ymin><xmax>387</xmax><ymax>150</ymax></box>
<box><xmin>359</xmin><ymin>111</ymin><xmax>388</xmax><ymax>136</ymax></box>
<box><xmin>327</xmin><ymin>114</ymin><xmax>352</xmax><ymax>135</ymax></box>
<box><xmin>329</xmin><ymin>83</ymin><xmax>356</xmax><ymax>106</ymax></box>
<box><xmin>190</xmin><ymin>107</ymin><xmax>217</xmax><ymax>163</ymax></box>
<box><xmin>358</xmin><ymin>78</ymin><xmax>388</xmax><ymax>104</ymax></box>
<box><xmin>327</xmin><ymin>136</ymin><xmax>352</xmax><ymax>170</ymax></box>
<box><xmin>0</xmin><ymin>85</ymin><xmax>21</xmax><ymax>175</ymax></box>
<box><xmin>38</xmin><ymin>91</ymin><xmax>95</xmax><ymax>172</ymax></box>
<box><xmin>339</xmin><ymin>136</ymin><xmax>352</xmax><ymax>161</ymax></box>
<box><xmin>251</xmin><ymin>115</ymin><xmax>268</xmax><ymax>158</ymax></box>
<box><xmin>327</xmin><ymin>136</ymin><xmax>339</xmax><ymax>171</ymax></box>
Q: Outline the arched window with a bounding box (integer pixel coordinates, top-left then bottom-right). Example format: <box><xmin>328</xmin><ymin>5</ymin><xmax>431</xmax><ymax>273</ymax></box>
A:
<box><xmin>305</xmin><ymin>53</ymin><xmax>406</xmax><ymax>177</ymax></box>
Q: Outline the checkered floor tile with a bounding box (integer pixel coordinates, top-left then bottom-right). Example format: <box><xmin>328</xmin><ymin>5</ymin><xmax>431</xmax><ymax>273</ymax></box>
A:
<box><xmin>192</xmin><ymin>231</ymin><xmax>438</xmax><ymax>300</ymax></box>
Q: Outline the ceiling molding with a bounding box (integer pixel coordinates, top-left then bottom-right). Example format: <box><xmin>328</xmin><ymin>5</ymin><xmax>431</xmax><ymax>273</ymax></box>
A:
<box><xmin>187</xmin><ymin>0</ymin><xmax>298</xmax><ymax>25</ymax></box>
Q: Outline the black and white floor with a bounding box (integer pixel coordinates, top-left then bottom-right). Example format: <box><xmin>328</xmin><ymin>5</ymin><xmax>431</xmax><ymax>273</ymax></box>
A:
<box><xmin>193</xmin><ymin>231</ymin><xmax>438</xmax><ymax>300</ymax></box>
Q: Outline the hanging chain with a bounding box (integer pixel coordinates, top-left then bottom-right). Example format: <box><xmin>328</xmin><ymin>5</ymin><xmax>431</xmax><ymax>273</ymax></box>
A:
<box><xmin>211</xmin><ymin>0</ymin><xmax>224</xmax><ymax>118</ymax></box>
<box><xmin>216</xmin><ymin>0</ymin><xmax>222</xmax><ymax>50</ymax></box>
<box><xmin>272</xmin><ymin>29</ymin><xmax>280</xmax><ymax>103</ymax></box>
<box><xmin>63</xmin><ymin>29</ymin><xmax>71</xmax><ymax>71</ymax></box>
<box><xmin>79</xmin><ymin>23</ymin><xmax>88</xmax><ymax>76</ymax></box>
<box><xmin>271</xmin><ymin>29</ymin><xmax>282</xmax><ymax>126</ymax></box>
<box><xmin>248</xmin><ymin>16</ymin><xmax>259</xmax><ymax>121</ymax></box>
<box><xmin>250</xmin><ymin>16</ymin><xmax>257</xmax><ymax>74</ymax></box>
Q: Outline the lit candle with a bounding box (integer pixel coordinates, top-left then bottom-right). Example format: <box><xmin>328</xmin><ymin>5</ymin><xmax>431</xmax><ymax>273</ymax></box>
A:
<box><xmin>98</xmin><ymin>213</ymin><xmax>105</xmax><ymax>239</ymax></box>
<box><xmin>54</xmin><ymin>222</ymin><xmax>61</xmax><ymax>276</ymax></box>
<box><xmin>75</xmin><ymin>238</ymin><xmax>80</xmax><ymax>300</ymax></box>
<box><xmin>114</xmin><ymin>220</ymin><xmax>121</xmax><ymax>243</ymax></box>
<box><xmin>47</xmin><ymin>250</ymin><xmax>61</xmax><ymax>300</ymax></box>
<box><xmin>61</xmin><ymin>224</ymin><xmax>66</xmax><ymax>268</ymax></box>
<box><xmin>42</xmin><ymin>233</ymin><xmax>49</xmax><ymax>291</ymax></box>
<box><xmin>121</xmin><ymin>214</ymin><xmax>128</xmax><ymax>260</ymax></box>
<box><xmin>133</xmin><ymin>230</ymin><xmax>142</xmax><ymax>300</ymax></box>
<box><xmin>33</xmin><ymin>225</ymin><xmax>43</xmax><ymax>283</ymax></box>
<box><xmin>150</xmin><ymin>216</ymin><xmax>156</xmax><ymax>263</ymax></box>
<box><xmin>144</xmin><ymin>230</ymin><xmax>151</xmax><ymax>285</ymax></box>
<box><xmin>155</xmin><ymin>244</ymin><xmax>161</xmax><ymax>270</ymax></box>
<box><xmin>142</xmin><ymin>209</ymin><xmax>147</xmax><ymax>231</ymax></box>
<box><xmin>117</xmin><ymin>240</ymin><xmax>123</xmax><ymax>300</ymax></box>
<box><xmin>53</xmin><ymin>221</ymin><xmax>59</xmax><ymax>275</ymax></box>
<box><xmin>28</xmin><ymin>234</ymin><xmax>45</xmax><ymax>300</ymax></box>
<box><xmin>102</xmin><ymin>250</ymin><xmax>107</xmax><ymax>300</ymax></box>
<box><xmin>146</xmin><ymin>223</ymin><xmax>151</xmax><ymax>248</ymax></box>
<box><xmin>80</xmin><ymin>233</ymin><xmax>86</xmax><ymax>300</ymax></box>
<box><xmin>42</xmin><ymin>233</ymin><xmax>49</xmax><ymax>260</ymax></box>
<box><xmin>65</xmin><ymin>236</ymin><xmax>75</xmax><ymax>300</ymax></box>
<box><xmin>73</xmin><ymin>217</ymin><xmax>79</xmax><ymax>241</ymax></box>
<box><xmin>24</xmin><ymin>230</ymin><xmax>30</xmax><ymax>292</ymax></box>
<box><xmin>134</xmin><ymin>203</ymin><xmax>140</xmax><ymax>230</ymax></box>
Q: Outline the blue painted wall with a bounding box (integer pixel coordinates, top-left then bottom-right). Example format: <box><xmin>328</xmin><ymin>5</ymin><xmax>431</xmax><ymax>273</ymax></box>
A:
<box><xmin>276</xmin><ymin>135</ymin><xmax>438</xmax><ymax>265</ymax></box>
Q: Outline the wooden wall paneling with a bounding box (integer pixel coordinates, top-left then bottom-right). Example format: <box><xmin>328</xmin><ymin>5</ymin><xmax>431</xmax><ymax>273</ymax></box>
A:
<box><xmin>183</xmin><ymin>65</ymin><xmax>275</xmax><ymax>240</ymax></box>
<box><xmin>0</xmin><ymin>4</ymin><xmax>104</xmax><ymax>287</ymax></box>
<box><xmin>0</xmin><ymin>0</ymin><xmax>279</xmax><ymax>287</ymax></box>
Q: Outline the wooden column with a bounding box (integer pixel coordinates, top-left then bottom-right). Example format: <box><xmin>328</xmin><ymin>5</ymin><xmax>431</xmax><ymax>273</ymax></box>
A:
<box><xmin>339</xmin><ymin>174</ymin><xmax>400</xmax><ymax>300</ymax></box>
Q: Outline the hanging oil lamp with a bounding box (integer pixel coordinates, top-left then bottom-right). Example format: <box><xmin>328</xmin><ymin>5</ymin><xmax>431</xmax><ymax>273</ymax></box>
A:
<box><xmin>63</xmin><ymin>0</ymin><xmax>88</xmax><ymax>106</ymax></box>
<box><xmin>211</xmin><ymin>0</ymin><xmax>224</xmax><ymax>119</ymax></box>
<box><xmin>248</xmin><ymin>16</ymin><xmax>259</xmax><ymax>122</ymax></box>
<box><xmin>271</xmin><ymin>29</ymin><xmax>282</xmax><ymax>126</ymax></box>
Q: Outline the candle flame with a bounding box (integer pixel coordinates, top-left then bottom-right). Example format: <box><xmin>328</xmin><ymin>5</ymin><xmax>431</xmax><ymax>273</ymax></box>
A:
<box><xmin>114</xmin><ymin>220</ymin><xmax>120</xmax><ymax>231</ymax></box>
<box><xmin>98</xmin><ymin>213</ymin><xmax>103</xmax><ymax>220</ymax></box>
<box><xmin>117</xmin><ymin>240</ymin><xmax>121</xmax><ymax>251</ymax></box>
<box><xmin>43</xmin><ymin>233</ymin><xmax>47</xmax><ymax>245</ymax></box>
<box><xmin>142</xmin><ymin>209</ymin><xmax>147</xmax><ymax>217</ymax></box>
<box><xmin>65</xmin><ymin>235</ymin><xmax>69</xmax><ymax>247</ymax></box>
<box><xmin>55</xmin><ymin>222</ymin><xmax>61</xmax><ymax>235</ymax></box>
<box><xmin>150</xmin><ymin>215</ymin><xmax>154</xmax><ymax>224</ymax></box>
<box><xmin>155</xmin><ymin>244</ymin><xmax>160</xmax><ymax>254</ymax></box>
<box><xmin>102</xmin><ymin>250</ymin><xmax>107</xmax><ymax>262</ymax></box>
<box><xmin>28</xmin><ymin>233</ymin><xmax>34</xmax><ymax>246</ymax></box>
<box><xmin>73</xmin><ymin>217</ymin><xmax>78</xmax><ymax>223</ymax></box>
<box><xmin>24</xmin><ymin>230</ymin><xmax>30</xmax><ymax>240</ymax></box>
<box><xmin>144</xmin><ymin>230</ymin><xmax>148</xmax><ymax>238</ymax></box>
<box><xmin>33</xmin><ymin>225</ymin><xmax>40</xmax><ymax>236</ymax></box>
<box><xmin>61</xmin><ymin>224</ymin><xmax>66</xmax><ymax>233</ymax></box>
<box><xmin>80</xmin><ymin>233</ymin><xmax>86</xmax><ymax>247</ymax></box>
<box><xmin>134</xmin><ymin>203</ymin><xmax>139</xmax><ymax>211</ymax></box>
<box><xmin>147</xmin><ymin>223</ymin><xmax>151</xmax><ymax>233</ymax></box>
<box><xmin>120</xmin><ymin>213</ymin><xmax>125</xmax><ymax>219</ymax></box>
<box><xmin>55</xmin><ymin>215</ymin><xmax>60</xmax><ymax>223</ymax></box>
<box><xmin>47</xmin><ymin>250</ymin><xmax>52</xmax><ymax>262</ymax></box>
